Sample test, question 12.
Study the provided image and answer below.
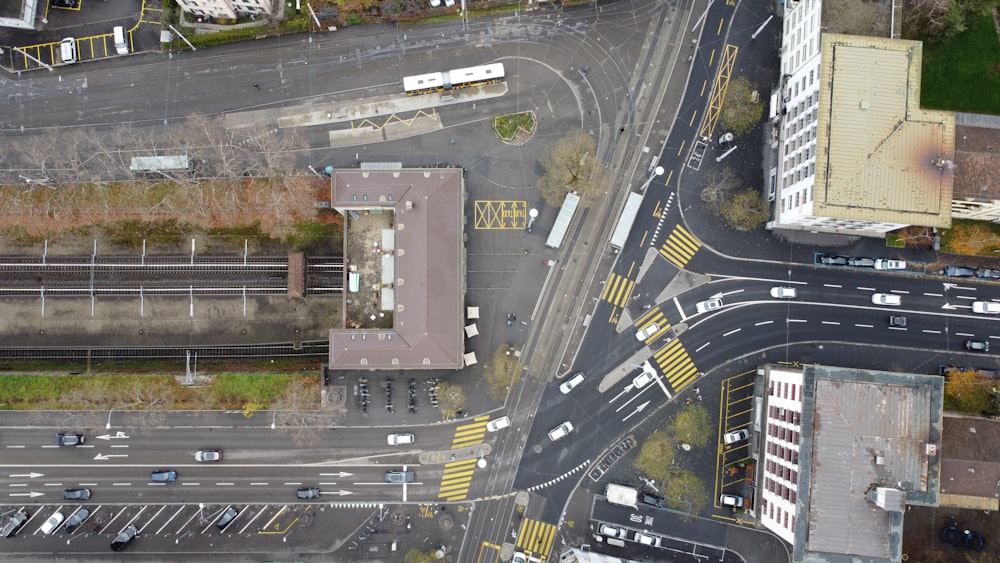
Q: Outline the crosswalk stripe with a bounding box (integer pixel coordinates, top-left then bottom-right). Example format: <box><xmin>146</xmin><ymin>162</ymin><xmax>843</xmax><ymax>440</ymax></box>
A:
<box><xmin>658</xmin><ymin>225</ymin><xmax>701</xmax><ymax>268</ymax></box>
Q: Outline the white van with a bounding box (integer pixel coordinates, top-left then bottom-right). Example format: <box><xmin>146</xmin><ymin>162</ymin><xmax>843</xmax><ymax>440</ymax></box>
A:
<box><xmin>59</xmin><ymin>38</ymin><xmax>77</xmax><ymax>64</ymax></box>
<box><xmin>113</xmin><ymin>26</ymin><xmax>129</xmax><ymax>55</ymax></box>
<box><xmin>387</xmin><ymin>433</ymin><xmax>414</xmax><ymax>445</ymax></box>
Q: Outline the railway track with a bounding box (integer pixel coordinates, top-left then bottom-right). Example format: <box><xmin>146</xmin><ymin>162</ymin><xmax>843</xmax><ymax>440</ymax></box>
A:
<box><xmin>0</xmin><ymin>340</ymin><xmax>330</xmax><ymax>361</ymax></box>
<box><xmin>0</xmin><ymin>255</ymin><xmax>345</xmax><ymax>295</ymax></box>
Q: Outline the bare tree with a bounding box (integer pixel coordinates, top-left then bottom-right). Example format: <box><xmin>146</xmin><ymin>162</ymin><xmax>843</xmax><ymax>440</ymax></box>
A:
<box><xmin>536</xmin><ymin>129</ymin><xmax>607</xmax><ymax>208</ymax></box>
<box><xmin>700</xmin><ymin>167</ymin><xmax>740</xmax><ymax>212</ymax></box>
<box><xmin>272</xmin><ymin>378</ymin><xmax>337</xmax><ymax>447</ymax></box>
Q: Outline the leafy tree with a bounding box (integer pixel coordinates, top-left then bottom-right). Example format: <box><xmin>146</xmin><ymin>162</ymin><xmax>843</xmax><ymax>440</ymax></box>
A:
<box><xmin>535</xmin><ymin>129</ymin><xmax>606</xmax><ymax>208</ymax></box>
<box><xmin>402</xmin><ymin>548</ymin><xmax>438</xmax><ymax>563</ymax></box>
<box><xmin>944</xmin><ymin>368</ymin><xmax>993</xmax><ymax>413</ymax></box>
<box><xmin>634</xmin><ymin>431</ymin><xmax>675</xmax><ymax>485</ymax></box>
<box><xmin>720</xmin><ymin>77</ymin><xmax>764</xmax><ymax>137</ymax></box>
<box><xmin>903</xmin><ymin>0</ymin><xmax>998</xmax><ymax>42</ymax></box>
<box><xmin>670</xmin><ymin>404</ymin><xmax>711</xmax><ymax>448</ymax></box>
<box><xmin>661</xmin><ymin>468</ymin><xmax>711</xmax><ymax>516</ymax></box>
<box><xmin>718</xmin><ymin>189</ymin><xmax>769</xmax><ymax>231</ymax></box>
<box><xmin>944</xmin><ymin>221</ymin><xmax>1000</xmax><ymax>255</ymax></box>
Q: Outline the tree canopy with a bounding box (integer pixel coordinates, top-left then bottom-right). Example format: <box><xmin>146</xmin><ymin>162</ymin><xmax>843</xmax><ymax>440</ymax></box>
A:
<box><xmin>718</xmin><ymin>189</ymin><xmax>769</xmax><ymax>231</ymax></box>
<box><xmin>720</xmin><ymin>76</ymin><xmax>764</xmax><ymax>137</ymax></box>
<box><xmin>536</xmin><ymin>129</ymin><xmax>606</xmax><ymax>208</ymax></box>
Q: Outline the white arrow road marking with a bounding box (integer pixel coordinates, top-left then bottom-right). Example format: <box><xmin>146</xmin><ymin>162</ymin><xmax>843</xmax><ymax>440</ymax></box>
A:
<box><xmin>324</xmin><ymin>490</ymin><xmax>354</xmax><ymax>496</ymax></box>
<box><xmin>9</xmin><ymin>473</ymin><xmax>44</xmax><ymax>478</ymax></box>
<box><xmin>9</xmin><ymin>492</ymin><xmax>43</xmax><ymax>497</ymax></box>
<box><xmin>943</xmin><ymin>283</ymin><xmax>976</xmax><ymax>291</ymax></box>
<box><xmin>96</xmin><ymin>432</ymin><xmax>130</xmax><ymax>440</ymax></box>
<box><xmin>319</xmin><ymin>472</ymin><xmax>355</xmax><ymax>478</ymax></box>
<box><xmin>94</xmin><ymin>453</ymin><xmax>129</xmax><ymax>460</ymax></box>
<box><xmin>623</xmin><ymin>401</ymin><xmax>650</xmax><ymax>422</ymax></box>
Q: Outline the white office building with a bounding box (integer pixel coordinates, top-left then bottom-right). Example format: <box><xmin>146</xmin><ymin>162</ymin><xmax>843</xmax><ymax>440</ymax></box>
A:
<box><xmin>770</xmin><ymin>1</ymin><xmax>954</xmax><ymax>237</ymax></box>
<box><xmin>175</xmin><ymin>0</ymin><xmax>272</xmax><ymax>20</ymax></box>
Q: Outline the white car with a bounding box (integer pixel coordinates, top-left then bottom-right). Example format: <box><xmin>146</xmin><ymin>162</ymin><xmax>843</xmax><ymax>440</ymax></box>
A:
<box><xmin>723</xmin><ymin>428</ymin><xmax>749</xmax><ymax>444</ymax></box>
<box><xmin>387</xmin><ymin>433</ymin><xmax>415</xmax><ymax>446</ymax></box>
<box><xmin>194</xmin><ymin>449</ymin><xmax>222</xmax><ymax>462</ymax></box>
<box><xmin>871</xmin><ymin>293</ymin><xmax>901</xmax><ymax>306</ymax></box>
<box><xmin>59</xmin><ymin>37</ymin><xmax>77</xmax><ymax>64</ymax></box>
<box><xmin>633</xmin><ymin>369</ymin><xmax>656</xmax><ymax>389</ymax></box>
<box><xmin>559</xmin><ymin>372</ymin><xmax>585</xmax><ymax>394</ymax></box>
<box><xmin>720</xmin><ymin>494</ymin><xmax>744</xmax><ymax>508</ymax></box>
<box><xmin>635</xmin><ymin>323</ymin><xmax>659</xmax><ymax>341</ymax></box>
<box><xmin>972</xmin><ymin>301</ymin><xmax>1000</xmax><ymax>314</ymax></box>
<box><xmin>633</xmin><ymin>531</ymin><xmax>656</xmax><ymax>546</ymax></box>
<box><xmin>599</xmin><ymin>524</ymin><xmax>628</xmax><ymax>539</ymax></box>
<box><xmin>39</xmin><ymin>511</ymin><xmax>64</xmax><ymax>535</ymax></box>
<box><xmin>769</xmin><ymin>287</ymin><xmax>796</xmax><ymax>299</ymax></box>
<box><xmin>486</xmin><ymin>416</ymin><xmax>510</xmax><ymax>432</ymax></box>
<box><xmin>696</xmin><ymin>298</ymin><xmax>723</xmax><ymax>313</ymax></box>
<box><xmin>874</xmin><ymin>259</ymin><xmax>906</xmax><ymax>270</ymax></box>
<box><xmin>511</xmin><ymin>552</ymin><xmax>527</xmax><ymax>563</ymax></box>
<box><xmin>548</xmin><ymin>421</ymin><xmax>574</xmax><ymax>442</ymax></box>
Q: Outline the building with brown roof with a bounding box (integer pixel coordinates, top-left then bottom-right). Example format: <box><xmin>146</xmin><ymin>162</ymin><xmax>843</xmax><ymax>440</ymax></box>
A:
<box><xmin>327</xmin><ymin>167</ymin><xmax>466</xmax><ymax>370</ymax></box>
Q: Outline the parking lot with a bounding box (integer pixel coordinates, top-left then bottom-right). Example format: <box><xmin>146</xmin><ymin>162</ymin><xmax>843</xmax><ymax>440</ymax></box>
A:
<box><xmin>715</xmin><ymin>370</ymin><xmax>756</xmax><ymax>510</ymax></box>
<box><xmin>3</xmin><ymin>0</ymin><xmax>159</xmax><ymax>72</ymax></box>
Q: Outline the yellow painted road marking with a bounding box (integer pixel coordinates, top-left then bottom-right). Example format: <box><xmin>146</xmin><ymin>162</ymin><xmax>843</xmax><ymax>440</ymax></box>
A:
<box><xmin>658</xmin><ymin>225</ymin><xmax>701</xmax><ymax>268</ymax></box>
<box><xmin>473</xmin><ymin>200</ymin><xmax>527</xmax><ymax>229</ymax></box>
<box><xmin>516</xmin><ymin>518</ymin><xmax>556</xmax><ymax>558</ymax></box>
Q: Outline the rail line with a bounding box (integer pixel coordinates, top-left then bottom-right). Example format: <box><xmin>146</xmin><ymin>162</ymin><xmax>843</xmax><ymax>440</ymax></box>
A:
<box><xmin>0</xmin><ymin>340</ymin><xmax>330</xmax><ymax>361</ymax></box>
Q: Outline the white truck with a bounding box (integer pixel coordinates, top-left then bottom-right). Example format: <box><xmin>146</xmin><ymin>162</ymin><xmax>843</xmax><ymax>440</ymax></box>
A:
<box><xmin>609</xmin><ymin>192</ymin><xmax>643</xmax><ymax>253</ymax></box>
<box><xmin>605</xmin><ymin>483</ymin><xmax>639</xmax><ymax>508</ymax></box>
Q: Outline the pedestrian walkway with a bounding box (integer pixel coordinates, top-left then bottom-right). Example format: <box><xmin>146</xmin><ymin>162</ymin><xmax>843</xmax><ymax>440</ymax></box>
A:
<box><xmin>451</xmin><ymin>416</ymin><xmax>489</xmax><ymax>449</ymax></box>
<box><xmin>601</xmin><ymin>272</ymin><xmax>636</xmax><ymax>308</ymax></box>
<box><xmin>515</xmin><ymin>518</ymin><xmax>556</xmax><ymax>561</ymax></box>
<box><xmin>658</xmin><ymin>224</ymin><xmax>702</xmax><ymax>268</ymax></box>
<box><xmin>652</xmin><ymin>338</ymin><xmax>699</xmax><ymax>393</ymax></box>
<box><xmin>635</xmin><ymin>308</ymin><xmax>670</xmax><ymax>344</ymax></box>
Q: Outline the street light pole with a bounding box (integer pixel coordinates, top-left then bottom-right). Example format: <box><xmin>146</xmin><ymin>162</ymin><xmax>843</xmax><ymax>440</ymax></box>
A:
<box><xmin>106</xmin><ymin>402</ymin><xmax>140</xmax><ymax>429</ymax></box>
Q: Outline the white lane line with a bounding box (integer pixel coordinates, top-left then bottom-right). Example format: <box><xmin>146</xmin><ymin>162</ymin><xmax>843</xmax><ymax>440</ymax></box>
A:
<box><xmin>43</xmin><ymin>483</ymin><xmax>62</xmax><ymax>487</ymax></box>
<box><xmin>318</xmin><ymin>482</ymin><xmax>338</xmax><ymax>485</ymax></box>
<box><xmin>6</xmin><ymin>446</ymin><xmax>25</xmax><ymax>449</ymax></box>
<box><xmin>113</xmin><ymin>483</ymin><xmax>132</xmax><ymax>486</ymax></box>
<box><xmin>855</xmin><ymin>324</ymin><xmax>874</xmax><ymax>328</ymax></box>
<box><xmin>110</xmin><ymin>444</ymin><xmax>130</xmax><ymax>448</ymax></box>
<box><xmin>284</xmin><ymin>482</ymin><xmax>303</xmax><ymax>486</ymax></box>
<box><xmin>824</xmin><ymin>284</ymin><xmax>842</xmax><ymax>288</ymax></box>
<box><xmin>956</xmin><ymin>332</ymin><xmax>975</xmax><ymax>337</ymax></box>
<box><xmin>890</xmin><ymin>290</ymin><xmax>909</xmax><ymax>294</ymax></box>
<box><xmin>888</xmin><ymin>327</ymin><xmax>907</xmax><ymax>331</ymax></box>
<box><xmin>156</xmin><ymin>506</ymin><xmax>186</xmax><ymax>535</ymax></box>
<box><xmin>755</xmin><ymin>320</ymin><xmax>773</xmax><ymax>326</ymax></box>
<box><xmin>179</xmin><ymin>482</ymin><xmax>199</xmax><ymax>486</ymax></box>
<box><xmin>924</xmin><ymin>293</ymin><xmax>943</xmax><ymax>297</ymax></box>
<box><xmin>788</xmin><ymin>319</ymin><xmax>807</xmax><ymax>323</ymax></box>
<box><xmin>216</xmin><ymin>482</ymin><xmax>234</xmax><ymax>486</ymax></box>
<box><xmin>956</xmin><ymin>295</ymin><xmax>976</xmax><ymax>300</ymax></box>
<box><xmin>250</xmin><ymin>482</ymin><xmax>269</xmax><ymax>486</ymax></box>
<box><xmin>922</xmin><ymin>330</ymin><xmax>942</xmax><ymax>334</ymax></box>
<box><xmin>696</xmin><ymin>342</ymin><xmax>710</xmax><ymax>353</ymax></box>
<box><xmin>821</xmin><ymin>321</ymin><xmax>840</xmax><ymax>325</ymax></box>
<box><xmin>673</xmin><ymin>296</ymin><xmax>687</xmax><ymax>321</ymax></box>
<box><xmin>857</xmin><ymin>286</ymin><xmax>876</xmax><ymax>291</ymax></box>
<box><xmin>723</xmin><ymin>328</ymin><xmax>741</xmax><ymax>337</ymax></box>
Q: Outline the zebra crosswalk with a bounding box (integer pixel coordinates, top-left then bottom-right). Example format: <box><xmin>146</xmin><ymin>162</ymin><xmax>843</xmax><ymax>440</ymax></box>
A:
<box><xmin>652</xmin><ymin>338</ymin><xmax>699</xmax><ymax>393</ymax></box>
<box><xmin>601</xmin><ymin>272</ymin><xmax>635</xmax><ymax>307</ymax></box>
<box><xmin>437</xmin><ymin>416</ymin><xmax>489</xmax><ymax>501</ymax></box>
<box><xmin>658</xmin><ymin>225</ymin><xmax>701</xmax><ymax>268</ymax></box>
<box><xmin>516</xmin><ymin>518</ymin><xmax>556</xmax><ymax>560</ymax></box>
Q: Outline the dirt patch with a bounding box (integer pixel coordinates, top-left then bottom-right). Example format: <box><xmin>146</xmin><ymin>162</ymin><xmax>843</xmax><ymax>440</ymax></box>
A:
<box><xmin>903</xmin><ymin>505</ymin><xmax>999</xmax><ymax>562</ymax></box>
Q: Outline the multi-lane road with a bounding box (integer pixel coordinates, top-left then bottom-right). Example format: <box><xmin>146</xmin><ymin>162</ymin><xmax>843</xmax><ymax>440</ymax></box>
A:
<box><xmin>1</xmin><ymin>0</ymin><xmax>998</xmax><ymax>561</ymax></box>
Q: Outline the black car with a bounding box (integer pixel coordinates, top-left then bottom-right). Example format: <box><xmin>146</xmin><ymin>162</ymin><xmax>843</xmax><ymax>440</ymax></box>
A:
<box><xmin>976</xmin><ymin>268</ymin><xmax>1000</xmax><ymax>279</ymax></box>
<box><xmin>110</xmin><ymin>525</ymin><xmax>138</xmax><ymax>551</ymax></box>
<box><xmin>889</xmin><ymin>315</ymin><xmax>907</xmax><ymax>327</ymax></box>
<box><xmin>639</xmin><ymin>492</ymin><xmax>665</xmax><ymax>508</ymax></box>
<box><xmin>945</xmin><ymin>266</ymin><xmax>975</xmax><ymax>277</ymax></box>
<box><xmin>965</xmin><ymin>340</ymin><xmax>990</xmax><ymax>352</ymax></box>
<box><xmin>0</xmin><ymin>509</ymin><xmax>28</xmax><ymax>538</ymax></box>
<box><xmin>64</xmin><ymin>508</ymin><xmax>90</xmax><ymax>533</ymax></box>
<box><xmin>54</xmin><ymin>433</ymin><xmax>85</xmax><ymax>446</ymax></box>
<box><xmin>296</xmin><ymin>487</ymin><xmax>320</xmax><ymax>499</ymax></box>
<box><xmin>63</xmin><ymin>488</ymin><xmax>91</xmax><ymax>500</ymax></box>
<box><xmin>820</xmin><ymin>255</ymin><xmax>848</xmax><ymax>266</ymax></box>
<box><xmin>50</xmin><ymin>0</ymin><xmax>79</xmax><ymax>7</ymax></box>
<box><xmin>215</xmin><ymin>506</ymin><xmax>238</xmax><ymax>529</ymax></box>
